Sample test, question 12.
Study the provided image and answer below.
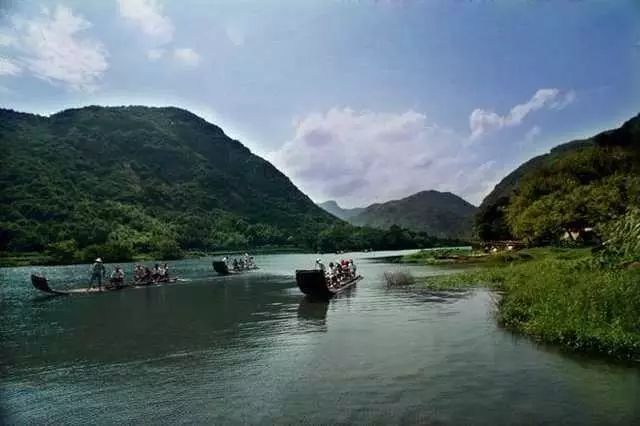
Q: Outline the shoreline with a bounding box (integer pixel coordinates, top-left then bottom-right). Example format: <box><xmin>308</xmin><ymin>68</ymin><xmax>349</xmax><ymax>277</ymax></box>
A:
<box><xmin>396</xmin><ymin>247</ymin><xmax>640</xmax><ymax>362</ymax></box>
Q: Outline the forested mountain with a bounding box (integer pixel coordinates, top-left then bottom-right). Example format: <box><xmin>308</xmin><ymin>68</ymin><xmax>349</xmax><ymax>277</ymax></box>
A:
<box><xmin>344</xmin><ymin>190</ymin><xmax>477</xmax><ymax>239</ymax></box>
<box><xmin>0</xmin><ymin>106</ymin><xmax>342</xmax><ymax>260</ymax></box>
<box><xmin>476</xmin><ymin>113</ymin><xmax>640</xmax><ymax>243</ymax></box>
<box><xmin>0</xmin><ymin>106</ymin><xmax>456</xmax><ymax>263</ymax></box>
<box><xmin>318</xmin><ymin>200</ymin><xmax>365</xmax><ymax>220</ymax></box>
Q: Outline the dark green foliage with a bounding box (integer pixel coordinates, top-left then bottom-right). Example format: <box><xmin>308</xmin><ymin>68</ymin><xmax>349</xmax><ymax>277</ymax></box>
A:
<box><xmin>348</xmin><ymin>190</ymin><xmax>477</xmax><ymax>239</ymax></box>
<box><xmin>477</xmin><ymin>113</ymin><xmax>640</xmax><ymax>243</ymax></box>
<box><xmin>0</xmin><ymin>106</ymin><xmax>337</xmax><ymax>259</ymax></box>
<box><xmin>46</xmin><ymin>239</ymin><xmax>79</xmax><ymax>264</ymax></box>
<box><xmin>0</xmin><ymin>106</ymin><xmax>452</xmax><ymax>264</ymax></box>
<box><xmin>597</xmin><ymin>208</ymin><xmax>640</xmax><ymax>267</ymax></box>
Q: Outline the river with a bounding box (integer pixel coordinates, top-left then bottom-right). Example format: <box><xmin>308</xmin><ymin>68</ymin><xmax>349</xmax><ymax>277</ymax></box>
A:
<box><xmin>1</xmin><ymin>250</ymin><xmax>639</xmax><ymax>424</ymax></box>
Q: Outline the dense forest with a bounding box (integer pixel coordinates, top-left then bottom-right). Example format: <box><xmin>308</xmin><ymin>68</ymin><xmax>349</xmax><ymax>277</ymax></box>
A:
<box><xmin>476</xmin><ymin>113</ymin><xmax>640</xmax><ymax>244</ymax></box>
<box><xmin>0</xmin><ymin>106</ymin><xmax>455</xmax><ymax>264</ymax></box>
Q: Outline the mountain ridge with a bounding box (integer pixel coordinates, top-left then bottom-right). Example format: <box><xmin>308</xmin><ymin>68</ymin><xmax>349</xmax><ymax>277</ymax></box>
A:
<box><xmin>476</xmin><ymin>112</ymin><xmax>640</xmax><ymax>241</ymax></box>
<box><xmin>319</xmin><ymin>190</ymin><xmax>477</xmax><ymax>239</ymax></box>
<box><xmin>0</xmin><ymin>105</ymin><xmax>339</xmax><ymax>258</ymax></box>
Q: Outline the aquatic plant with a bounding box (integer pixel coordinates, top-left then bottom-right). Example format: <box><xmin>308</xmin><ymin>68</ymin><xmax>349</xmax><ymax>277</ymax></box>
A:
<box><xmin>383</xmin><ymin>271</ymin><xmax>415</xmax><ymax>287</ymax></box>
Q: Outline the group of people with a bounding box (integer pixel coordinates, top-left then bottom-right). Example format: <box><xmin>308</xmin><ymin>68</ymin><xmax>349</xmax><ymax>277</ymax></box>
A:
<box><xmin>222</xmin><ymin>253</ymin><xmax>256</xmax><ymax>271</ymax></box>
<box><xmin>88</xmin><ymin>257</ymin><xmax>171</xmax><ymax>290</ymax></box>
<box><xmin>133</xmin><ymin>263</ymin><xmax>171</xmax><ymax>283</ymax></box>
<box><xmin>315</xmin><ymin>258</ymin><xmax>357</xmax><ymax>287</ymax></box>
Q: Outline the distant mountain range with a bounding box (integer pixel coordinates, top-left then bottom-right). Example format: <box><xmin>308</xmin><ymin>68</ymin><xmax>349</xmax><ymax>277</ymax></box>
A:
<box><xmin>317</xmin><ymin>200</ymin><xmax>365</xmax><ymax>221</ymax></box>
<box><xmin>319</xmin><ymin>190</ymin><xmax>477</xmax><ymax>239</ymax></box>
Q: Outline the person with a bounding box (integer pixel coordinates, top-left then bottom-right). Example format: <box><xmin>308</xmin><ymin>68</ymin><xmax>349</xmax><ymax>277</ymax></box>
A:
<box><xmin>142</xmin><ymin>266</ymin><xmax>152</xmax><ymax>282</ymax></box>
<box><xmin>232</xmin><ymin>258</ymin><xmax>239</xmax><ymax>271</ymax></box>
<box><xmin>349</xmin><ymin>259</ymin><xmax>357</xmax><ymax>278</ymax></box>
<box><xmin>151</xmin><ymin>263</ymin><xmax>161</xmax><ymax>281</ymax></box>
<box><xmin>134</xmin><ymin>264</ymin><xmax>144</xmax><ymax>282</ymax></box>
<box><xmin>161</xmin><ymin>263</ymin><xmax>170</xmax><ymax>280</ymax></box>
<box><xmin>89</xmin><ymin>258</ymin><xmax>106</xmax><ymax>290</ymax></box>
<box><xmin>315</xmin><ymin>258</ymin><xmax>325</xmax><ymax>272</ymax></box>
<box><xmin>110</xmin><ymin>265</ymin><xmax>125</xmax><ymax>286</ymax></box>
<box><xmin>158</xmin><ymin>263</ymin><xmax>166</xmax><ymax>278</ymax></box>
<box><xmin>328</xmin><ymin>262</ymin><xmax>339</xmax><ymax>287</ymax></box>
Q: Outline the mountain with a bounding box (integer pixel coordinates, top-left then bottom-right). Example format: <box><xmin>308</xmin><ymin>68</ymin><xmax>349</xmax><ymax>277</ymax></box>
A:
<box><xmin>0</xmin><ymin>106</ymin><xmax>339</xmax><ymax>259</ymax></box>
<box><xmin>347</xmin><ymin>190</ymin><xmax>477</xmax><ymax>239</ymax></box>
<box><xmin>476</xmin><ymin>113</ymin><xmax>640</xmax><ymax>242</ymax></box>
<box><xmin>318</xmin><ymin>200</ymin><xmax>365</xmax><ymax>220</ymax></box>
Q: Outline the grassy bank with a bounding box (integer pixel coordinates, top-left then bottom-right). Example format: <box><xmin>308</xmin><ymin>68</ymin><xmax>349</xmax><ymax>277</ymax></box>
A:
<box><xmin>406</xmin><ymin>247</ymin><xmax>640</xmax><ymax>361</ymax></box>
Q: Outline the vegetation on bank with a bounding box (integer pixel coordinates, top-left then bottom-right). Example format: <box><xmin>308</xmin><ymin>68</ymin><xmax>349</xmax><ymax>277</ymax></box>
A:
<box><xmin>476</xmin><ymin>113</ymin><xmax>640</xmax><ymax>244</ymax></box>
<box><xmin>400</xmin><ymin>212</ymin><xmax>640</xmax><ymax>361</ymax></box>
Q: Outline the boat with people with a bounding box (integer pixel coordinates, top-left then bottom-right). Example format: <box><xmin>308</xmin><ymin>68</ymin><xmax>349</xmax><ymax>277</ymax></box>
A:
<box><xmin>29</xmin><ymin>259</ymin><xmax>178</xmax><ymax>296</ymax></box>
<box><xmin>213</xmin><ymin>254</ymin><xmax>259</xmax><ymax>275</ymax></box>
<box><xmin>30</xmin><ymin>274</ymin><xmax>178</xmax><ymax>296</ymax></box>
<box><xmin>296</xmin><ymin>258</ymin><xmax>362</xmax><ymax>300</ymax></box>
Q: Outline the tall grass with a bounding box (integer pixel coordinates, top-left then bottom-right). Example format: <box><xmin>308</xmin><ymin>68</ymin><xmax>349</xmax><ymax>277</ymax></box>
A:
<box><xmin>418</xmin><ymin>249</ymin><xmax>640</xmax><ymax>361</ymax></box>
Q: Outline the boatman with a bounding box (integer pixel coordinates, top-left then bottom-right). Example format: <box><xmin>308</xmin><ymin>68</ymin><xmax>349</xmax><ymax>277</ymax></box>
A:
<box><xmin>315</xmin><ymin>258</ymin><xmax>326</xmax><ymax>273</ymax></box>
<box><xmin>89</xmin><ymin>258</ymin><xmax>106</xmax><ymax>290</ymax></box>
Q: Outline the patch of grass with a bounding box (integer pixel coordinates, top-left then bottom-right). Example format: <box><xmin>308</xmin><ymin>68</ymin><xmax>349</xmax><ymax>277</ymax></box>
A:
<box><xmin>383</xmin><ymin>271</ymin><xmax>415</xmax><ymax>287</ymax></box>
<box><xmin>416</xmin><ymin>248</ymin><xmax>640</xmax><ymax>361</ymax></box>
<box><xmin>402</xmin><ymin>247</ymin><xmax>536</xmax><ymax>266</ymax></box>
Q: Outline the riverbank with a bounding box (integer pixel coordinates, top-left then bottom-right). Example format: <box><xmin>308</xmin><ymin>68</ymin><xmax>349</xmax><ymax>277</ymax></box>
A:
<box><xmin>402</xmin><ymin>247</ymin><xmax>640</xmax><ymax>361</ymax></box>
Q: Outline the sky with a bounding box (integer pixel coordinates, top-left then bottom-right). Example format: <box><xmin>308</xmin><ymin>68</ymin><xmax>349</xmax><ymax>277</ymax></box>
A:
<box><xmin>0</xmin><ymin>0</ymin><xmax>638</xmax><ymax>207</ymax></box>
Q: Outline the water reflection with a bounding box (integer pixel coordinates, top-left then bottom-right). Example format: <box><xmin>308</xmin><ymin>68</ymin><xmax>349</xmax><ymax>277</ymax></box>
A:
<box><xmin>2</xmin><ymin>251</ymin><xmax>640</xmax><ymax>424</ymax></box>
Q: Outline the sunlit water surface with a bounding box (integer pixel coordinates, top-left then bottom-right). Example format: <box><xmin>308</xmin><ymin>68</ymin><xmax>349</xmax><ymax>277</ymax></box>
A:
<box><xmin>1</xmin><ymin>251</ymin><xmax>639</xmax><ymax>424</ymax></box>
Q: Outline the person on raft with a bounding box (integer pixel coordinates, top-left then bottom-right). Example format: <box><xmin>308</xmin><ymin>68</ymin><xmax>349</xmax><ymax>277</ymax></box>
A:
<box><xmin>110</xmin><ymin>265</ymin><xmax>125</xmax><ymax>286</ymax></box>
<box><xmin>89</xmin><ymin>258</ymin><xmax>106</xmax><ymax>290</ymax></box>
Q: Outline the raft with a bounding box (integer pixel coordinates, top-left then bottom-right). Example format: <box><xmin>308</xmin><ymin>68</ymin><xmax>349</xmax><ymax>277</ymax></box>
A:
<box><xmin>30</xmin><ymin>274</ymin><xmax>177</xmax><ymax>296</ymax></box>
<box><xmin>212</xmin><ymin>261</ymin><xmax>259</xmax><ymax>276</ymax></box>
<box><xmin>295</xmin><ymin>270</ymin><xmax>362</xmax><ymax>300</ymax></box>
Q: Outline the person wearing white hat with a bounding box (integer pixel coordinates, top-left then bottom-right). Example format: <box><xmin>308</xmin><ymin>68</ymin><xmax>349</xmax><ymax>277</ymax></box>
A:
<box><xmin>89</xmin><ymin>257</ymin><xmax>106</xmax><ymax>290</ymax></box>
<box><xmin>315</xmin><ymin>258</ymin><xmax>325</xmax><ymax>273</ymax></box>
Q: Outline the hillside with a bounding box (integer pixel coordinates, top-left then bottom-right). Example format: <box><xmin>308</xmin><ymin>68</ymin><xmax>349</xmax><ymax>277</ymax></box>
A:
<box><xmin>476</xmin><ymin>113</ymin><xmax>640</xmax><ymax>242</ymax></box>
<box><xmin>0</xmin><ymin>106</ymin><xmax>339</xmax><ymax>260</ymax></box>
<box><xmin>318</xmin><ymin>200</ymin><xmax>365</xmax><ymax>220</ymax></box>
<box><xmin>348</xmin><ymin>190</ymin><xmax>477</xmax><ymax>239</ymax></box>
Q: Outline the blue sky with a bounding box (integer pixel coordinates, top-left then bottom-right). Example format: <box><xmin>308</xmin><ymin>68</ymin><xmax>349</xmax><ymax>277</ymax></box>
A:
<box><xmin>0</xmin><ymin>0</ymin><xmax>638</xmax><ymax>207</ymax></box>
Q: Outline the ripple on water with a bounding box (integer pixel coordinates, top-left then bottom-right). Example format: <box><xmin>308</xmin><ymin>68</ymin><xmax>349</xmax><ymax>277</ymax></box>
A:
<box><xmin>2</xmin><ymin>253</ymin><xmax>640</xmax><ymax>424</ymax></box>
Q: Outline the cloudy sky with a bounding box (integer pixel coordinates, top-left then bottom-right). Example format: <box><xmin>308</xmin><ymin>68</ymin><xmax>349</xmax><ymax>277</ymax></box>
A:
<box><xmin>1</xmin><ymin>0</ymin><xmax>638</xmax><ymax>207</ymax></box>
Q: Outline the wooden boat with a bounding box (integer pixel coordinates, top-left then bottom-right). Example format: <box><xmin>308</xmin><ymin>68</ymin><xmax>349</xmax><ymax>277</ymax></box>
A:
<box><xmin>30</xmin><ymin>274</ymin><xmax>178</xmax><ymax>296</ymax></box>
<box><xmin>212</xmin><ymin>260</ymin><xmax>259</xmax><ymax>276</ymax></box>
<box><xmin>295</xmin><ymin>270</ymin><xmax>362</xmax><ymax>300</ymax></box>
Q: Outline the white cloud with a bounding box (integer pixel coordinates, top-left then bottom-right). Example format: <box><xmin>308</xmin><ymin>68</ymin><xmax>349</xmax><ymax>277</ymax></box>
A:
<box><xmin>5</xmin><ymin>6</ymin><xmax>108</xmax><ymax>91</ymax></box>
<box><xmin>0</xmin><ymin>33</ymin><xmax>16</xmax><ymax>47</ymax></box>
<box><xmin>0</xmin><ymin>57</ymin><xmax>21</xmax><ymax>75</ymax></box>
<box><xmin>225</xmin><ymin>24</ymin><xmax>245</xmax><ymax>46</ymax></box>
<box><xmin>269</xmin><ymin>108</ymin><xmax>475</xmax><ymax>206</ymax></box>
<box><xmin>523</xmin><ymin>125</ymin><xmax>542</xmax><ymax>143</ymax></box>
<box><xmin>469</xmin><ymin>88</ymin><xmax>574</xmax><ymax>140</ymax></box>
<box><xmin>173</xmin><ymin>47</ymin><xmax>200</xmax><ymax>66</ymax></box>
<box><xmin>550</xmin><ymin>90</ymin><xmax>576</xmax><ymax>110</ymax></box>
<box><xmin>117</xmin><ymin>0</ymin><xmax>174</xmax><ymax>43</ymax></box>
<box><xmin>146</xmin><ymin>48</ymin><xmax>165</xmax><ymax>60</ymax></box>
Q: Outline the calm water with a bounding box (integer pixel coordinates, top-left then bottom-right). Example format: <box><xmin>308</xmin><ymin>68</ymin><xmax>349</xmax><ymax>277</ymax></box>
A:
<box><xmin>1</xmin><ymin>251</ymin><xmax>639</xmax><ymax>424</ymax></box>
